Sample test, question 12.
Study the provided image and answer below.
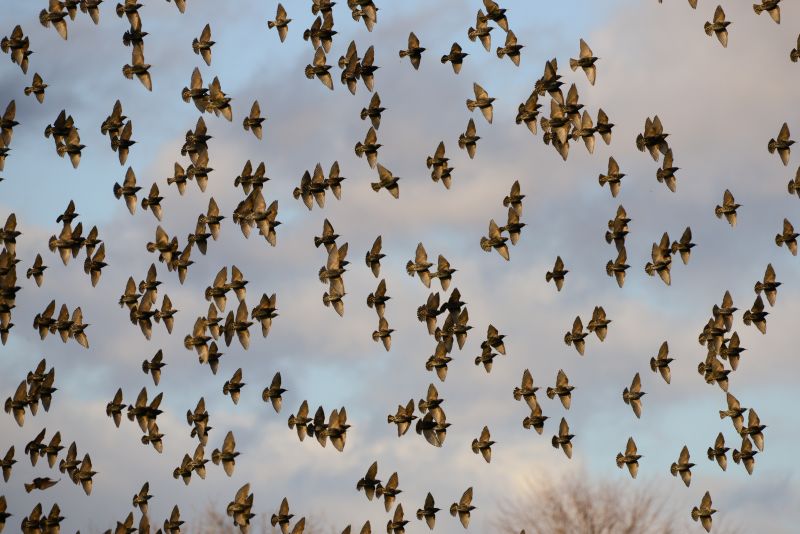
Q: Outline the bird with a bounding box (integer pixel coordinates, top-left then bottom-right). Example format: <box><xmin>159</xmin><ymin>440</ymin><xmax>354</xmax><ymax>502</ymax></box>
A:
<box><xmin>113</xmin><ymin>166</ymin><xmax>141</xmax><ymax>214</ymax></box>
<box><xmin>622</xmin><ymin>373</ymin><xmax>645</xmax><ymax>418</ymax></box>
<box><xmin>768</xmin><ymin>122</ymin><xmax>794</xmax><ymax>166</ymax></box>
<box><xmin>754</xmin><ymin>263</ymin><xmax>781</xmax><ymax>306</ymax></box>
<box><xmin>375</xmin><ymin>471</ymin><xmax>401</xmax><ymax>512</ymax></box>
<box><xmin>480</xmin><ymin>219</ymin><xmax>509</xmax><ymax>260</ymax></box>
<box><xmin>753</xmin><ymin>0</ymin><xmax>781</xmax><ymax>24</ymax></box>
<box><xmin>416</xmin><ymin>492</ymin><xmax>440</xmax><ymax>530</ymax></box>
<box><xmin>441</xmin><ymin>42</ymin><xmax>468</xmax><ymax>73</ymax></box>
<box><xmin>569</xmin><ymin>38</ymin><xmax>598</xmax><ymax>84</ymax></box>
<box><xmin>546</xmin><ymin>369</ymin><xmax>574</xmax><ymax>409</ymax></box>
<box><xmin>587</xmin><ymin>306</ymin><xmax>611</xmax><ymax>341</ymax></box>
<box><xmin>656</xmin><ymin>148</ymin><xmax>679</xmax><ymax>192</ymax></box>
<box><xmin>691</xmin><ymin>491</ymin><xmax>716</xmax><ymax>533</ymax></box>
<box><xmin>354</xmin><ymin>127</ymin><xmax>381</xmax><ymax>168</ymax></box>
<box><xmin>775</xmin><ymin>218</ymin><xmax>798</xmax><ymax>255</ymax></box>
<box><xmin>23</xmin><ymin>73</ymin><xmax>47</xmax><ymax>103</ymax></box>
<box><xmin>371</xmin><ymin>164</ymin><xmax>400</xmax><ymax>198</ymax></box>
<box><xmin>243</xmin><ymin>101</ymin><xmax>265</xmax><ymax>139</ymax></box>
<box><xmin>471</xmin><ymin>426</ymin><xmax>495</xmax><ymax>463</ymax></box>
<box><xmin>650</xmin><ymin>341</ymin><xmax>674</xmax><ymax>384</ymax></box>
<box><xmin>387</xmin><ymin>399</ymin><xmax>417</xmax><ymax>437</ymax></box>
<box><xmin>458</xmin><ymin>118</ymin><xmax>480</xmax><ymax>159</ymax></box>
<box><xmin>387</xmin><ymin>503</ymin><xmax>409</xmax><ymax>534</ymax></box>
<box><xmin>715</xmin><ymin>189</ymin><xmax>740</xmax><ymax>227</ymax></box>
<box><xmin>367</xmin><ymin>279</ymin><xmax>390</xmax><ymax>318</ymax></box>
<box><xmin>223</xmin><ymin>368</ymin><xmax>245</xmax><ymax>404</ymax></box>
<box><xmin>211</xmin><ymin>431</ymin><xmax>239</xmax><ymax>476</ymax></box>
<box><xmin>268</xmin><ymin>4</ymin><xmax>291</xmax><ymax>42</ymax></box>
<box><xmin>733</xmin><ymin>436</ymin><xmax>758</xmax><ymax>475</ymax></box>
<box><xmin>742</xmin><ymin>295</ymin><xmax>768</xmax><ymax>334</ymax></box>
<box><xmin>496</xmin><ymin>30</ymin><xmax>523</xmax><ymax>66</ymax></box>
<box><xmin>399</xmin><ymin>32</ymin><xmax>425</xmax><ymax>69</ymax></box>
<box><xmin>449</xmin><ymin>487</ymin><xmax>475</xmax><ymax>529</ymax></box>
<box><xmin>192</xmin><ymin>24</ymin><xmax>215</xmax><ymax>65</ymax></box>
<box><xmin>466</xmin><ymin>83</ymin><xmax>495</xmax><ymax>124</ymax></box>
<box><xmin>142</xmin><ymin>349</ymin><xmax>166</xmax><ymax>386</ymax></box>
<box><xmin>739</xmin><ymin>408</ymin><xmax>766</xmax><ymax>451</ymax></box>
<box><xmin>707</xmin><ymin>432</ymin><xmax>729</xmax><ymax>471</ymax></box>
<box><xmin>306</xmin><ymin>47</ymin><xmax>334</xmax><ymax>90</ymax></box>
<box><xmin>365</xmin><ymin>237</ymin><xmax>385</xmax><ymax>278</ymax></box>
<box><xmin>615</xmin><ymin>437</ymin><xmax>641</xmax><ymax>479</ymax></box>
<box><xmin>122</xmin><ymin>45</ymin><xmax>152</xmax><ymax>91</ymax></box>
<box><xmin>670</xmin><ymin>445</ymin><xmax>695</xmax><ymax>487</ymax></box>
<box><xmin>360</xmin><ymin>93</ymin><xmax>385</xmax><ymax>129</ymax></box>
<box><xmin>551</xmin><ymin>417</ymin><xmax>574</xmax><ymax>459</ymax></box>
<box><xmin>563</xmin><ymin>316</ymin><xmax>587</xmax><ymax>355</ymax></box>
<box><xmin>704</xmin><ymin>6</ymin><xmax>731</xmax><ymax>48</ymax></box>
<box><xmin>261</xmin><ymin>372</ymin><xmax>286</xmax><ymax>414</ymax></box>
<box><xmin>636</xmin><ymin>115</ymin><xmax>669</xmax><ymax>161</ymax></box>
<box><xmin>546</xmin><ymin>256</ymin><xmax>568</xmax><ymax>290</ymax></box>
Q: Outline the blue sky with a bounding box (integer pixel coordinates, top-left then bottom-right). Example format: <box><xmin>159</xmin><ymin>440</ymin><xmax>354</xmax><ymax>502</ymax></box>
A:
<box><xmin>1</xmin><ymin>1</ymin><xmax>799</xmax><ymax>533</ymax></box>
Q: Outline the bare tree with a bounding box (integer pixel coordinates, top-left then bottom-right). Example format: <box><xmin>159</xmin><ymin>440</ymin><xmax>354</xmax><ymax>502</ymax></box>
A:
<box><xmin>492</xmin><ymin>473</ymin><xmax>740</xmax><ymax>534</ymax></box>
<box><xmin>188</xmin><ymin>506</ymin><xmax>329</xmax><ymax>534</ymax></box>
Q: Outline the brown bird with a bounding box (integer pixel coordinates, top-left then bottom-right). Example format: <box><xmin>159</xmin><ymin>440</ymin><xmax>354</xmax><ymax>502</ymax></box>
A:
<box><xmin>399</xmin><ymin>32</ymin><xmax>425</xmax><ymax>69</ymax></box>
<box><xmin>768</xmin><ymin>122</ymin><xmax>794</xmax><ymax>166</ymax></box>
<box><xmin>546</xmin><ymin>256</ymin><xmax>568</xmax><ymax>290</ymax></box>
<box><xmin>775</xmin><ymin>218</ymin><xmax>798</xmax><ymax>255</ymax></box>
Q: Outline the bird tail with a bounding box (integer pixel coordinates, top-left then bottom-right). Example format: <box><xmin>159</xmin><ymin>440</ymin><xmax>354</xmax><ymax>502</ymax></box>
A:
<box><xmin>466</xmin><ymin>99</ymin><xmax>476</xmax><ymax>111</ymax></box>
<box><xmin>670</xmin><ymin>462</ymin><xmax>679</xmax><ymax>476</ymax></box>
<box><xmin>24</xmin><ymin>481</ymin><xmax>35</xmax><ymax>493</ymax></box>
<box><xmin>471</xmin><ymin>439</ymin><xmax>480</xmax><ymax>453</ymax></box>
<box><xmin>113</xmin><ymin>182</ymin><xmax>123</xmax><ymax>199</ymax></box>
<box><xmin>622</xmin><ymin>388</ymin><xmax>630</xmax><ymax>404</ymax></box>
<box><xmin>122</xmin><ymin>64</ymin><xmax>134</xmax><ymax>80</ymax></box>
<box><xmin>359</xmin><ymin>107</ymin><xmax>369</xmax><ymax>120</ymax></box>
<box><xmin>449</xmin><ymin>504</ymin><xmax>458</xmax><ymax>516</ymax></box>
<box><xmin>605</xmin><ymin>261</ymin><xmax>614</xmax><ymax>277</ymax></box>
<box><xmin>775</xmin><ymin>234</ymin><xmax>784</xmax><ymax>247</ymax></box>
<box><xmin>398</xmin><ymin>50</ymin><xmax>409</xmax><ymax>58</ymax></box>
<box><xmin>39</xmin><ymin>10</ymin><xmax>51</xmax><ymax>28</ymax></box>
<box><xmin>742</xmin><ymin>311</ymin><xmax>752</xmax><ymax>325</ymax></box>
<box><xmin>635</xmin><ymin>134</ymin><xmax>646</xmax><ymax>152</ymax></box>
<box><xmin>604</xmin><ymin>231</ymin><xmax>613</xmax><ymax>244</ymax></box>
<box><xmin>707</xmin><ymin>448</ymin><xmax>715</xmax><ymax>461</ymax></box>
<box><xmin>512</xmin><ymin>387</ymin><xmax>522</xmax><ymax>401</ymax></box>
<box><xmin>479</xmin><ymin>237</ymin><xmax>491</xmax><ymax>252</ymax></box>
<box><xmin>791</xmin><ymin>50</ymin><xmax>799</xmax><ymax>63</ymax></box>
<box><xmin>649</xmin><ymin>357</ymin><xmax>658</xmax><ymax>372</ymax></box>
<box><xmin>615</xmin><ymin>453</ymin><xmax>624</xmax><ymax>468</ymax></box>
<box><xmin>569</xmin><ymin>58</ymin><xmax>579</xmax><ymax>71</ymax></box>
<box><xmin>550</xmin><ymin>436</ymin><xmax>559</xmax><ymax>448</ymax></box>
<box><xmin>545</xmin><ymin>387</ymin><xmax>555</xmax><ymax>400</ymax></box>
<box><xmin>496</xmin><ymin>47</ymin><xmax>505</xmax><ymax>59</ymax></box>
<box><xmin>367</xmin><ymin>293</ymin><xmax>375</xmax><ymax>308</ymax></box>
<box><xmin>370</xmin><ymin>181</ymin><xmax>382</xmax><ymax>192</ymax></box>
<box><xmin>703</xmin><ymin>22</ymin><xmax>714</xmax><ymax>36</ymax></box>
<box><xmin>691</xmin><ymin>507</ymin><xmax>700</xmax><ymax>521</ymax></box>
<box><xmin>789</xmin><ymin>180</ymin><xmax>798</xmax><ymax>194</ymax></box>
<box><xmin>767</xmin><ymin>139</ymin><xmax>776</xmax><ymax>153</ymax></box>
<box><xmin>267</xmin><ymin>21</ymin><xmax>276</xmax><ymax>29</ymax></box>
<box><xmin>753</xmin><ymin>4</ymin><xmax>764</xmax><ymax>15</ymax></box>
<box><xmin>732</xmin><ymin>449</ymin><xmax>742</xmax><ymax>464</ymax></box>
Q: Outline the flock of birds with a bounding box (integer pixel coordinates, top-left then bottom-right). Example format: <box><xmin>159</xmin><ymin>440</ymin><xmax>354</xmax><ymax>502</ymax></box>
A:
<box><xmin>0</xmin><ymin>0</ymin><xmax>797</xmax><ymax>532</ymax></box>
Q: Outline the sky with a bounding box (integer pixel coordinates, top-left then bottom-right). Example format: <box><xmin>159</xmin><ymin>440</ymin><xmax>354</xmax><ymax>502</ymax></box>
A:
<box><xmin>1</xmin><ymin>0</ymin><xmax>799</xmax><ymax>532</ymax></box>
